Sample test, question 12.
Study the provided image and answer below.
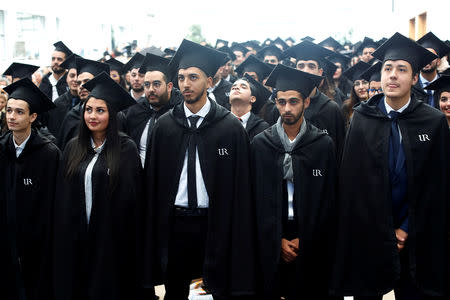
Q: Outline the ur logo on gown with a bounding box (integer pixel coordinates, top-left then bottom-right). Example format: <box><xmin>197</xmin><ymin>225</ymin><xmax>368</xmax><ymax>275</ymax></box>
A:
<box><xmin>418</xmin><ymin>134</ymin><xmax>430</xmax><ymax>142</ymax></box>
<box><xmin>23</xmin><ymin>178</ymin><xmax>32</xmax><ymax>185</ymax></box>
<box><xmin>218</xmin><ymin>148</ymin><xmax>229</xmax><ymax>156</ymax></box>
<box><xmin>312</xmin><ymin>169</ymin><xmax>323</xmax><ymax>177</ymax></box>
<box><xmin>320</xmin><ymin>129</ymin><xmax>328</xmax><ymax>134</ymax></box>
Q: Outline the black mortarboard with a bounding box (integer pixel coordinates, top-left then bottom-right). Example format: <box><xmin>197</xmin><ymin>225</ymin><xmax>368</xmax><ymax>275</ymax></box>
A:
<box><xmin>356</xmin><ymin>37</ymin><xmax>378</xmax><ymax>54</ymax></box>
<box><xmin>285</xmin><ymin>37</ymin><xmax>295</xmax><ymax>44</ymax></box>
<box><xmin>273</xmin><ymin>37</ymin><xmax>288</xmax><ymax>51</ymax></box>
<box><xmin>4</xmin><ymin>78</ymin><xmax>55</xmax><ymax>114</ymax></box>
<box><xmin>424</xmin><ymin>75</ymin><xmax>450</xmax><ymax>92</ymax></box>
<box><xmin>164</xmin><ymin>48</ymin><xmax>177</xmax><ymax>57</ymax></box>
<box><xmin>361</xmin><ymin>61</ymin><xmax>382</xmax><ymax>82</ymax></box>
<box><xmin>3</xmin><ymin>63</ymin><xmax>39</xmax><ymax>80</ymax></box>
<box><xmin>318</xmin><ymin>36</ymin><xmax>343</xmax><ymax>51</ymax></box>
<box><xmin>266</xmin><ymin>64</ymin><xmax>323</xmax><ymax>99</ymax></box>
<box><xmin>343</xmin><ymin>61</ymin><xmax>370</xmax><ymax>82</ymax></box>
<box><xmin>235</xmin><ymin>55</ymin><xmax>273</xmax><ymax>81</ymax></box>
<box><xmin>215</xmin><ymin>39</ymin><xmax>229</xmax><ymax>48</ymax></box>
<box><xmin>372</xmin><ymin>32</ymin><xmax>438</xmax><ymax>73</ymax></box>
<box><xmin>83</xmin><ymin>72</ymin><xmax>136</xmax><ymax>112</ymax></box>
<box><xmin>327</xmin><ymin>52</ymin><xmax>351</xmax><ymax>69</ymax></box>
<box><xmin>75</xmin><ymin>57</ymin><xmax>110</xmax><ymax>76</ymax></box>
<box><xmin>322</xmin><ymin>58</ymin><xmax>338</xmax><ymax>78</ymax></box>
<box><xmin>263</xmin><ymin>38</ymin><xmax>272</xmax><ymax>46</ymax></box>
<box><xmin>283</xmin><ymin>41</ymin><xmax>335</xmax><ymax>65</ymax></box>
<box><xmin>105</xmin><ymin>58</ymin><xmax>125</xmax><ymax>75</ymax></box>
<box><xmin>230</xmin><ymin>43</ymin><xmax>250</xmax><ymax>56</ymax></box>
<box><xmin>139</xmin><ymin>53</ymin><xmax>171</xmax><ymax>78</ymax></box>
<box><xmin>53</xmin><ymin>41</ymin><xmax>73</xmax><ymax>57</ymax></box>
<box><xmin>417</xmin><ymin>32</ymin><xmax>450</xmax><ymax>58</ymax></box>
<box><xmin>60</xmin><ymin>54</ymin><xmax>81</xmax><ymax>70</ymax></box>
<box><xmin>217</xmin><ymin>46</ymin><xmax>237</xmax><ymax>61</ymax></box>
<box><xmin>169</xmin><ymin>39</ymin><xmax>228</xmax><ymax>78</ymax></box>
<box><xmin>301</xmin><ymin>36</ymin><xmax>315</xmax><ymax>42</ymax></box>
<box><xmin>123</xmin><ymin>53</ymin><xmax>145</xmax><ymax>72</ymax></box>
<box><xmin>243</xmin><ymin>40</ymin><xmax>261</xmax><ymax>51</ymax></box>
<box><xmin>243</xmin><ymin>73</ymin><xmax>272</xmax><ymax>114</ymax></box>
<box><xmin>256</xmin><ymin>45</ymin><xmax>284</xmax><ymax>61</ymax></box>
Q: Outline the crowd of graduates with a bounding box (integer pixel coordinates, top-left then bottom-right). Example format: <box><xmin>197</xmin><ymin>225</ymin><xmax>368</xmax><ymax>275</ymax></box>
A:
<box><xmin>0</xmin><ymin>31</ymin><xmax>449</xmax><ymax>300</ymax></box>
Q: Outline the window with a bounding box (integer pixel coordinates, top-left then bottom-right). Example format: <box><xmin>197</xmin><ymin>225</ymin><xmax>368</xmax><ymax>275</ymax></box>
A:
<box><xmin>15</xmin><ymin>12</ymin><xmax>45</xmax><ymax>59</ymax></box>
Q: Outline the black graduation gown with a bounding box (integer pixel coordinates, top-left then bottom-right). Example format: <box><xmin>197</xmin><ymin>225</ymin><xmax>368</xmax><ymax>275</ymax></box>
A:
<box><xmin>39</xmin><ymin>73</ymin><xmax>68</xmax><ymax>100</ymax></box>
<box><xmin>413</xmin><ymin>79</ymin><xmax>438</xmax><ymax>109</ymax></box>
<box><xmin>57</xmin><ymin>102</ymin><xmax>83</xmax><ymax>151</ymax></box>
<box><xmin>251</xmin><ymin>123</ymin><xmax>337</xmax><ymax>298</ymax></box>
<box><xmin>142</xmin><ymin>99</ymin><xmax>256</xmax><ymax>297</ymax></box>
<box><xmin>121</xmin><ymin>88</ymin><xmax>183</xmax><ymax>147</ymax></box>
<box><xmin>246</xmin><ymin>112</ymin><xmax>269</xmax><ymax>141</ymax></box>
<box><xmin>331</xmin><ymin>94</ymin><xmax>449</xmax><ymax>297</ymax></box>
<box><xmin>212</xmin><ymin>79</ymin><xmax>232</xmax><ymax>109</ymax></box>
<box><xmin>53</xmin><ymin>135</ymin><xmax>142</xmax><ymax>300</ymax></box>
<box><xmin>47</xmin><ymin>91</ymin><xmax>79</xmax><ymax>138</ymax></box>
<box><xmin>0</xmin><ymin>130</ymin><xmax>61</xmax><ymax>300</ymax></box>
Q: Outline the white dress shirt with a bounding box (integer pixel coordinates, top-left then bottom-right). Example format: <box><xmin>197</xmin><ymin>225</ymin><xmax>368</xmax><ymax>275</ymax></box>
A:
<box><xmin>384</xmin><ymin>97</ymin><xmax>410</xmax><ymax>142</ymax></box>
<box><xmin>420</xmin><ymin>73</ymin><xmax>439</xmax><ymax>95</ymax></box>
<box><xmin>49</xmin><ymin>74</ymin><xmax>59</xmax><ymax>102</ymax></box>
<box><xmin>84</xmin><ymin>138</ymin><xmax>106</xmax><ymax>224</ymax></box>
<box><xmin>233</xmin><ymin>111</ymin><xmax>251</xmax><ymax>129</ymax></box>
<box><xmin>139</xmin><ymin>107</ymin><xmax>157</xmax><ymax>167</ymax></box>
<box><xmin>174</xmin><ymin>100</ymin><xmax>211</xmax><ymax>208</ymax></box>
<box><xmin>13</xmin><ymin>133</ymin><xmax>31</xmax><ymax>158</ymax></box>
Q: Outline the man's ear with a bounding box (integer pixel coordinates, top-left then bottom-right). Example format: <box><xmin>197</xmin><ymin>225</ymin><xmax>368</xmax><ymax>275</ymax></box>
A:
<box><xmin>249</xmin><ymin>95</ymin><xmax>256</xmax><ymax>104</ymax></box>
<box><xmin>303</xmin><ymin>97</ymin><xmax>311</xmax><ymax>109</ymax></box>
<box><xmin>412</xmin><ymin>73</ymin><xmax>419</xmax><ymax>86</ymax></box>
<box><xmin>30</xmin><ymin>113</ymin><xmax>38</xmax><ymax>124</ymax></box>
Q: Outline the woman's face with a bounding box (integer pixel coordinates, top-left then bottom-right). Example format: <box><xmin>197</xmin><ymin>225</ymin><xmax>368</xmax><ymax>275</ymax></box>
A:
<box><xmin>84</xmin><ymin>97</ymin><xmax>109</xmax><ymax>135</ymax></box>
<box><xmin>353</xmin><ymin>79</ymin><xmax>369</xmax><ymax>100</ymax></box>
<box><xmin>110</xmin><ymin>70</ymin><xmax>121</xmax><ymax>84</ymax></box>
<box><xmin>0</xmin><ymin>96</ymin><xmax>6</xmax><ymax>110</ymax></box>
<box><xmin>439</xmin><ymin>91</ymin><xmax>450</xmax><ymax>119</ymax></box>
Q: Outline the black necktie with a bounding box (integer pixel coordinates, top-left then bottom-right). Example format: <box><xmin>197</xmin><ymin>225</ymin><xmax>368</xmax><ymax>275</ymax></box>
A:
<box><xmin>388</xmin><ymin>111</ymin><xmax>401</xmax><ymax>166</ymax></box>
<box><xmin>426</xmin><ymin>89</ymin><xmax>434</xmax><ymax>107</ymax></box>
<box><xmin>187</xmin><ymin>116</ymin><xmax>200</xmax><ymax>209</ymax></box>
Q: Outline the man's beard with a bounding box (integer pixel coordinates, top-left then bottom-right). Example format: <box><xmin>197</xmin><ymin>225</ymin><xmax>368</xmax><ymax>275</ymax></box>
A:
<box><xmin>147</xmin><ymin>90</ymin><xmax>169</xmax><ymax>108</ymax></box>
<box><xmin>184</xmin><ymin>90</ymin><xmax>204</xmax><ymax>104</ymax></box>
<box><xmin>52</xmin><ymin>65</ymin><xmax>65</xmax><ymax>75</ymax></box>
<box><xmin>421</xmin><ymin>64</ymin><xmax>437</xmax><ymax>74</ymax></box>
<box><xmin>132</xmin><ymin>86</ymin><xmax>144</xmax><ymax>93</ymax></box>
<box><xmin>281</xmin><ymin>110</ymin><xmax>303</xmax><ymax>125</ymax></box>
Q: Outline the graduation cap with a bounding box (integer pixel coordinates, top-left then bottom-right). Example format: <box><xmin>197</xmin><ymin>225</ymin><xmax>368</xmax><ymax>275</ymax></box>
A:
<box><xmin>361</xmin><ymin>61</ymin><xmax>382</xmax><ymax>82</ymax></box>
<box><xmin>327</xmin><ymin>52</ymin><xmax>351</xmax><ymax>69</ymax></box>
<box><xmin>139</xmin><ymin>53</ymin><xmax>171</xmax><ymax>78</ymax></box>
<box><xmin>342</xmin><ymin>61</ymin><xmax>370</xmax><ymax>82</ymax></box>
<box><xmin>3</xmin><ymin>77</ymin><xmax>55</xmax><ymax>114</ymax></box>
<box><xmin>266</xmin><ymin>64</ymin><xmax>323</xmax><ymax>99</ymax></box>
<box><xmin>53</xmin><ymin>41</ymin><xmax>73</xmax><ymax>57</ymax></box>
<box><xmin>283</xmin><ymin>41</ymin><xmax>335</xmax><ymax>65</ymax></box>
<box><xmin>423</xmin><ymin>75</ymin><xmax>450</xmax><ymax>93</ymax></box>
<box><xmin>105</xmin><ymin>58</ymin><xmax>125</xmax><ymax>75</ymax></box>
<box><xmin>59</xmin><ymin>53</ymin><xmax>81</xmax><ymax>70</ymax></box>
<box><xmin>417</xmin><ymin>32</ymin><xmax>450</xmax><ymax>58</ymax></box>
<box><xmin>256</xmin><ymin>45</ymin><xmax>284</xmax><ymax>61</ymax></box>
<box><xmin>318</xmin><ymin>37</ymin><xmax>343</xmax><ymax>51</ymax></box>
<box><xmin>215</xmin><ymin>39</ymin><xmax>228</xmax><ymax>48</ymax></box>
<box><xmin>169</xmin><ymin>39</ymin><xmax>228</xmax><ymax>78</ymax></box>
<box><xmin>243</xmin><ymin>40</ymin><xmax>261</xmax><ymax>51</ymax></box>
<box><xmin>123</xmin><ymin>53</ymin><xmax>145</xmax><ymax>72</ymax></box>
<box><xmin>372</xmin><ymin>32</ymin><xmax>438</xmax><ymax>73</ymax></box>
<box><xmin>322</xmin><ymin>58</ymin><xmax>338</xmax><ymax>78</ymax></box>
<box><xmin>217</xmin><ymin>46</ymin><xmax>237</xmax><ymax>62</ymax></box>
<box><xmin>300</xmin><ymin>36</ymin><xmax>315</xmax><ymax>42</ymax></box>
<box><xmin>163</xmin><ymin>48</ymin><xmax>177</xmax><ymax>58</ymax></box>
<box><xmin>263</xmin><ymin>38</ymin><xmax>273</xmax><ymax>46</ymax></box>
<box><xmin>75</xmin><ymin>57</ymin><xmax>110</xmax><ymax>76</ymax></box>
<box><xmin>356</xmin><ymin>37</ymin><xmax>378</xmax><ymax>54</ymax></box>
<box><xmin>82</xmin><ymin>72</ymin><xmax>136</xmax><ymax>112</ymax></box>
<box><xmin>235</xmin><ymin>55</ymin><xmax>273</xmax><ymax>82</ymax></box>
<box><xmin>3</xmin><ymin>63</ymin><xmax>39</xmax><ymax>80</ymax></box>
<box><xmin>273</xmin><ymin>37</ymin><xmax>288</xmax><ymax>51</ymax></box>
<box><xmin>285</xmin><ymin>37</ymin><xmax>296</xmax><ymax>44</ymax></box>
<box><xmin>243</xmin><ymin>73</ymin><xmax>272</xmax><ymax>114</ymax></box>
<box><xmin>230</xmin><ymin>43</ymin><xmax>250</xmax><ymax>56</ymax></box>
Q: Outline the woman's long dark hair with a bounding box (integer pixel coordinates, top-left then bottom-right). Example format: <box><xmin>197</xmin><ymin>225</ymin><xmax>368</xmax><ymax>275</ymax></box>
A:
<box><xmin>65</xmin><ymin>97</ymin><xmax>121</xmax><ymax>194</ymax></box>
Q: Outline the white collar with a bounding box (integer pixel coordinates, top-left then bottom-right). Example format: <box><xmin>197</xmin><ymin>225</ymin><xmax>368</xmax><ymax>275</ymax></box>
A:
<box><xmin>183</xmin><ymin>98</ymin><xmax>211</xmax><ymax>119</ymax></box>
<box><xmin>233</xmin><ymin>110</ymin><xmax>251</xmax><ymax>123</ymax></box>
<box><xmin>420</xmin><ymin>73</ymin><xmax>439</xmax><ymax>85</ymax></box>
<box><xmin>384</xmin><ymin>97</ymin><xmax>411</xmax><ymax>114</ymax></box>
<box><xmin>49</xmin><ymin>73</ymin><xmax>59</xmax><ymax>85</ymax></box>
<box><xmin>90</xmin><ymin>137</ymin><xmax>106</xmax><ymax>154</ymax></box>
<box><xmin>13</xmin><ymin>132</ymin><xmax>31</xmax><ymax>149</ymax></box>
<box><xmin>208</xmin><ymin>79</ymin><xmax>222</xmax><ymax>92</ymax></box>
